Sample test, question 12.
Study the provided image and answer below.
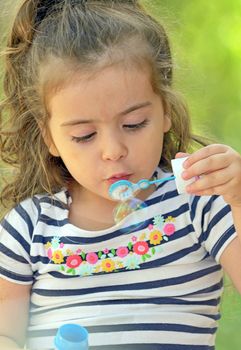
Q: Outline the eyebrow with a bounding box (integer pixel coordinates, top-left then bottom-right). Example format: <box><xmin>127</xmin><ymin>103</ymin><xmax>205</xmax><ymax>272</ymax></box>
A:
<box><xmin>60</xmin><ymin>101</ymin><xmax>152</xmax><ymax>127</ymax></box>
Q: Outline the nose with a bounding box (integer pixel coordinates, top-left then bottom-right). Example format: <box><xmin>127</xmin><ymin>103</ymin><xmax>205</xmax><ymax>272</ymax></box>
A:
<box><xmin>101</xmin><ymin>133</ymin><xmax>128</xmax><ymax>161</ymax></box>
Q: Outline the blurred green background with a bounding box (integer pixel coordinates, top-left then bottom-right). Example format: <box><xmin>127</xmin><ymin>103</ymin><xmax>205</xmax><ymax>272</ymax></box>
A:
<box><xmin>144</xmin><ymin>2</ymin><xmax>241</xmax><ymax>349</ymax></box>
<box><xmin>144</xmin><ymin>0</ymin><xmax>241</xmax><ymax>152</ymax></box>
<box><xmin>1</xmin><ymin>1</ymin><xmax>241</xmax><ymax>349</ymax></box>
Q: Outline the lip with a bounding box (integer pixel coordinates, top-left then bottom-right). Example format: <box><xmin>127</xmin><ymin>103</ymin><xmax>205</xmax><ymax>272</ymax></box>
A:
<box><xmin>107</xmin><ymin>173</ymin><xmax>132</xmax><ymax>185</ymax></box>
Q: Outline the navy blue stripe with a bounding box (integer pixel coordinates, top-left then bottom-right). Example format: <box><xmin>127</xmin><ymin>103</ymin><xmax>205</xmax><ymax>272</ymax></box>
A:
<box><xmin>0</xmin><ymin>265</ymin><xmax>33</xmax><ymax>283</ymax></box>
<box><xmin>167</xmin><ymin>223</ymin><xmax>194</xmax><ymax>241</ymax></box>
<box><xmin>36</xmin><ymin>190</ymin><xmax>188</xmax><ymax>235</ymax></box>
<box><xmin>30</xmin><ymin>296</ymin><xmax>220</xmax><ymax>315</ymax></box>
<box><xmin>38</xmin><ymin>215</ymin><xmax>69</xmax><ymax>226</ymax></box>
<box><xmin>188</xmin><ymin>280</ymin><xmax>223</xmax><ymax>296</ymax></box>
<box><xmin>32</xmin><ymin>196</ymin><xmax>41</xmax><ymax>216</ymax></box>
<box><xmin>190</xmin><ymin>196</ymin><xmax>201</xmax><ymax>221</ymax></box>
<box><xmin>190</xmin><ymin>196</ymin><xmax>220</xmax><ymax>233</ymax></box>
<box><xmin>147</xmin><ymin>189</ymin><xmax>179</xmax><ymax>205</ymax></box>
<box><xmin>143</xmin><ymin>242</ymin><xmax>202</xmax><ymax>267</ymax></box>
<box><xmin>30</xmin><ymin>255</ymin><xmax>50</xmax><ymax>264</ymax></box>
<box><xmin>28</xmin><ymin>323</ymin><xmax>216</xmax><ymax>338</ymax></box>
<box><xmin>199</xmin><ymin>313</ymin><xmax>221</xmax><ymax>321</ymax></box>
<box><xmin>34</xmin><ymin>205</ymin><xmax>192</xmax><ymax>246</ymax></box>
<box><xmin>211</xmin><ymin>225</ymin><xmax>236</xmax><ymax>258</ymax></box>
<box><xmin>32</xmin><ymin>219</ymin><xmax>151</xmax><ymax>244</ymax></box>
<box><xmin>155</xmin><ymin>174</ymin><xmax>175</xmax><ymax>190</ymax></box>
<box><xmin>15</xmin><ymin>204</ymin><xmax>34</xmax><ymax>239</ymax></box>
<box><xmin>165</xmin><ymin>203</ymin><xmax>190</xmax><ymax>219</ymax></box>
<box><xmin>90</xmin><ymin>345</ymin><xmax>214</xmax><ymax>350</ymax></box>
<box><xmin>202</xmin><ymin>196</ymin><xmax>219</xmax><ymax>217</ymax></box>
<box><xmin>200</xmin><ymin>205</ymin><xmax>231</xmax><ymax>243</ymax></box>
<box><xmin>38</xmin><ymin>196</ymin><xmax>68</xmax><ymax>209</ymax></box>
<box><xmin>33</xmin><ymin>265</ymin><xmax>221</xmax><ymax>297</ymax></box>
<box><xmin>0</xmin><ymin>243</ymin><xmax>29</xmax><ymax>264</ymax></box>
<box><xmin>88</xmin><ymin>323</ymin><xmax>217</xmax><ymax>334</ymax></box>
<box><xmin>0</xmin><ymin>219</ymin><xmax>30</xmax><ymax>254</ymax></box>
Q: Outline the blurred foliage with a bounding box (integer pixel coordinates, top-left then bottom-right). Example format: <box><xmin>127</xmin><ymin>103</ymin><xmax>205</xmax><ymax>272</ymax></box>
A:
<box><xmin>0</xmin><ymin>1</ymin><xmax>241</xmax><ymax>350</ymax></box>
<box><xmin>143</xmin><ymin>0</ymin><xmax>241</xmax><ymax>350</ymax></box>
<box><xmin>142</xmin><ymin>2</ymin><xmax>241</xmax><ymax>350</ymax></box>
<box><xmin>143</xmin><ymin>0</ymin><xmax>241</xmax><ymax>152</ymax></box>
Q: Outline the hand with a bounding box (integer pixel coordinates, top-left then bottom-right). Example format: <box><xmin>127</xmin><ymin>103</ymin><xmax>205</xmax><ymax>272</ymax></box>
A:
<box><xmin>178</xmin><ymin>144</ymin><xmax>241</xmax><ymax>207</ymax></box>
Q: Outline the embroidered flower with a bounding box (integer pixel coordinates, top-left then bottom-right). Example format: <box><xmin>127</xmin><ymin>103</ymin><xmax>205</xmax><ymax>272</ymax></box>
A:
<box><xmin>116</xmin><ymin>261</ymin><xmax>124</xmax><ymax>269</ymax></box>
<box><xmin>149</xmin><ymin>230</ymin><xmax>163</xmax><ymax>245</ymax></box>
<box><xmin>101</xmin><ymin>259</ymin><xmax>115</xmax><ymax>272</ymax></box>
<box><xmin>86</xmin><ymin>252</ymin><xmax>98</xmax><ymax>265</ymax></box>
<box><xmin>45</xmin><ymin>212</ymin><xmax>177</xmax><ymax>276</ymax></box>
<box><xmin>66</xmin><ymin>255</ymin><xmax>82</xmax><ymax>268</ymax></box>
<box><xmin>52</xmin><ymin>250</ymin><xmax>64</xmax><ymax>264</ymax></box>
<box><xmin>94</xmin><ymin>265</ymin><xmax>101</xmax><ymax>273</ymax></box>
<box><xmin>124</xmin><ymin>254</ymin><xmax>140</xmax><ymax>270</ymax></box>
<box><xmin>133</xmin><ymin>241</ymin><xmax>149</xmax><ymax>255</ymax></box>
<box><xmin>163</xmin><ymin>223</ymin><xmax>175</xmax><ymax>236</ymax></box>
<box><xmin>79</xmin><ymin>262</ymin><xmax>93</xmax><ymax>276</ymax></box>
<box><xmin>153</xmin><ymin>215</ymin><xmax>165</xmax><ymax>227</ymax></box>
<box><xmin>51</xmin><ymin>237</ymin><xmax>61</xmax><ymax>249</ymax></box>
<box><xmin>116</xmin><ymin>246</ymin><xmax>129</xmax><ymax>258</ymax></box>
<box><xmin>47</xmin><ymin>248</ymin><xmax>53</xmax><ymax>259</ymax></box>
<box><xmin>139</xmin><ymin>233</ymin><xmax>146</xmax><ymax>241</ymax></box>
<box><xmin>45</xmin><ymin>242</ymin><xmax>51</xmax><ymax>249</ymax></box>
<box><xmin>165</xmin><ymin>216</ymin><xmax>175</xmax><ymax>222</ymax></box>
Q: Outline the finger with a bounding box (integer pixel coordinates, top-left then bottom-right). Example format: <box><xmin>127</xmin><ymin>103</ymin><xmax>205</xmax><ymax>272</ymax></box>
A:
<box><xmin>187</xmin><ymin>180</ymin><xmax>232</xmax><ymax>196</ymax></box>
<box><xmin>183</xmin><ymin>144</ymin><xmax>230</xmax><ymax>168</ymax></box>
<box><xmin>175</xmin><ymin>152</ymin><xmax>189</xmax><ymax>159</ymax></box>
<box><xmin>182</xmin><ymin>153</ymin><xmax>231</xmax><ymax>179</ymax></box>
<box><xmin>186</xmin><ymin>168</ymin><xmax>232</xmax><ymax>193</ymax></box>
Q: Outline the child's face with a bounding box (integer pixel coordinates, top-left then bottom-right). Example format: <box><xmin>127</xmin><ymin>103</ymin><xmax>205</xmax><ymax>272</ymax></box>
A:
<box><xmin>46</xmin><ymin>64</ymin><xmax>171</xmax><ymax>202</ymax></box>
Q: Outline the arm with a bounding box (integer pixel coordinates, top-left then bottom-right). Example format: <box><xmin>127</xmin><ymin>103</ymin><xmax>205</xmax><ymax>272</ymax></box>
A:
<box><xmin>0</xmin><ymin>337</ymin><xmax>24</xmax><ymax>350</ymax></box>
<box><xmin>179</xmin><ymin>144</ymin><xmax>241</xmax><ymax>293</ymax></box>
<box><xmin>219</xmin><ymin>206</ymin><xmax>241</xmax><ymax>293</ymax></box>
<box><xmin>0</xmin><ymin>278</ymin><xmax>31</xmax><ymax>350</ymax></box>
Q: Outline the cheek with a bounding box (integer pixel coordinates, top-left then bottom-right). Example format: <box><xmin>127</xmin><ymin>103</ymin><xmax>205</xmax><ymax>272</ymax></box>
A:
<box><xmin>143</xmin><ymin>124</ymin><xmax>164</xmax><ymax>150</ymax></box>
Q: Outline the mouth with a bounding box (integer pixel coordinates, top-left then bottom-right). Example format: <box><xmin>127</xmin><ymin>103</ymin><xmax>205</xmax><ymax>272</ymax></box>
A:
<box><xmin>107</xmin><ymin>173</ymin><xmax>132</xmax><ymax>185</ymax></box>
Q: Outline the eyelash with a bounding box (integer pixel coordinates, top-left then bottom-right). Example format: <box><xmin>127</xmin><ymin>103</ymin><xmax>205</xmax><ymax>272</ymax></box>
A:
<box><xmin>124</xmin><ymin>119</ymin><xmax>149</xmax><ymax>130</ymax></box>
<box><xmin>71</xmin><ymin>119</ymin><xmax>149</xmax><ymax>143</ymax></box>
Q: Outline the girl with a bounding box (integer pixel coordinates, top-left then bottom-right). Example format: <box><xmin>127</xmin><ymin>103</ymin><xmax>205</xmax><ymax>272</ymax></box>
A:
<box><xmin>0</xmin><ymin>1</ymin><xmax>241</xmax><ymax>349</ymax></box>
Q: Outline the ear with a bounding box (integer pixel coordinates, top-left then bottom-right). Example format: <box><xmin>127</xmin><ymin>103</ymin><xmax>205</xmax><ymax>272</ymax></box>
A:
<box><xmin>39</xmin><ymin>124</ymin><xmax>60</xmax><ymax>157</ymax></box>
<box><xmin>163</xmin><ymin>114</ymin><xmax>172</xmax><ymax>133</ymax></box>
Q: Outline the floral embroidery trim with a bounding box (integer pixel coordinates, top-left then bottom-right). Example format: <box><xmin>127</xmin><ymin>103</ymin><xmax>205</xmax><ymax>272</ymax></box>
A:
<box><xmin>45</xmin><ymin>215</ymin><xmax>176</xmax><ymax>277</ymax></box>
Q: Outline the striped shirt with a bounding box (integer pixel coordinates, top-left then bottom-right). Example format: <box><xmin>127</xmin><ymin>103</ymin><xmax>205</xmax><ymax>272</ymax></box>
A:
<box><xmin>0</xmin><ymin>170</ymin><xmax>236</xmax><ymax>350</ymax></box>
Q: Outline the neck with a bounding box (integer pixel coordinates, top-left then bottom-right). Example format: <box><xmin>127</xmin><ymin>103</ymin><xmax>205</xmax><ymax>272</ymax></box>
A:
<box><xmin>68</xmin><ymin>183</ymin><xmax>117</xmax><ymax>230</ymax></box>
<box><xmin>67</xmin><ymin>182</ymin><xmax>156</xmax><ymax>231</ymax></box>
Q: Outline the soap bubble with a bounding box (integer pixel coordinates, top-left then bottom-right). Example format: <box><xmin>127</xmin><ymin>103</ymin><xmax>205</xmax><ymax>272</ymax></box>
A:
<box><xmin>113</xmin><ymin>197</ymin><xmax>148</xmax><ymax>231</ymax></box>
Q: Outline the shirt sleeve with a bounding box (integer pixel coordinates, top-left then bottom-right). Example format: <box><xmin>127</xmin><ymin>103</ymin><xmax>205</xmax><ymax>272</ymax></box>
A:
<box><xmin>0</xmin><ymin>199</ymin><xmax>37</xmax><ymax>284</ymax></box>
<box><xmin>189</xmin><ymin>194</ymin><xmax>237</xmax><ymax>262</ymax></box>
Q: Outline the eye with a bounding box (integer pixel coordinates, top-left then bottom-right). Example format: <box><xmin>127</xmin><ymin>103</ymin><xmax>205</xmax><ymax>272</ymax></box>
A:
<box><xmin>71</xmin><ymin>132</ymin><xmax>96</xmax><ymax>143</ymax></box>
<box><xmin>123</xmin><ymin>119</ymin><xmax>149</xmax><ymax>131</ymax></box>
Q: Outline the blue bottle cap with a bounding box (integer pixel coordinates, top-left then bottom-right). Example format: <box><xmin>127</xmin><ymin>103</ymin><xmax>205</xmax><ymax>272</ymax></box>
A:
<box><xmin>54</xmin><ymin>323</ymin><xmax>88</xmax><ymax>350</ymax></box>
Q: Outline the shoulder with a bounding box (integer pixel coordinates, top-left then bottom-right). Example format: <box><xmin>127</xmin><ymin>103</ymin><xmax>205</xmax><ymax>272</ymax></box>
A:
<box><xmin>1</xmin><ymin>189</ymin><xmax>69</xmax><ymax>230</ymax></box>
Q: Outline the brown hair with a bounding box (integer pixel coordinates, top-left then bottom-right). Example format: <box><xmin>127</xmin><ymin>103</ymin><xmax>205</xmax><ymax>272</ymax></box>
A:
<box><xmin>0</xmin><ymin>0</ymin><xmax>207</xmax><ymax>210</ymax></box>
